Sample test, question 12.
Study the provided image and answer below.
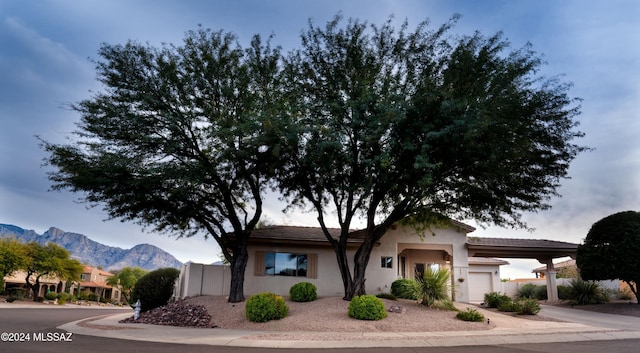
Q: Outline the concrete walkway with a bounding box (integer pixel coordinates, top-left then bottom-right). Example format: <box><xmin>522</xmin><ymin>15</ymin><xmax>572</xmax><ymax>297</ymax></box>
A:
<box><xmin>48</xmin><ymin>303</ymin><xmax>640</xmax><ymax>348</ymax></box>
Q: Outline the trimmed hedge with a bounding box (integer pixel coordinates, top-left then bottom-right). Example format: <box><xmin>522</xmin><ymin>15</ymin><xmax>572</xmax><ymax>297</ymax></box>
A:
<box><xmin>130</xmin><ymin>267</ymin><xmax>180</xmax><ymax>312</ymax></box>
<box><xmin>348</xmin><ymin>295</ymin><xmax>387</xmax><ymax>321</ymax></box>
<box><xmin>245</xmin><ymin>292</ymin><xmax>289</xmax><ymax>322</ymax></box>
<box><xmin>390</xmin><ymin>278</ymin><xmax>419</xmax><ymax>300</ymax></box>
<box><xmin>289</xmin><ymin>282</ymin><xmax>317</xmax><ymax>302</ymax></box>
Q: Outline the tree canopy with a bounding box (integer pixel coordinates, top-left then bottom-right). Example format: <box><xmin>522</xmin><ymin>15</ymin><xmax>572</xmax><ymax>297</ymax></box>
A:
<box><xmin>42</xmin><ymin>14</ymin><xmax>587</xmax><ymax>302</ymax></box>
<box><xmin>278</xmin><ymin>15</ymin><xmax>586</xmax><ymax>299</ymax></box>
<box><xmin>576</xmin><ymin>211</ymin><xmax>640</xmax><ymax>303</ymax></box>
<box><xmin>41</xmin><ymin>27</ymin><xmax>291</xmax><ymax>303</ymax></box>
<box><xmin>106</xmin><ymin>266</ymin><xmax>148</xmax><ymax>303</ymax></box>
<box><xmin>23</xmin><ymin>242</ymin><xmax>83</xmax><ymax>301</ymax></box>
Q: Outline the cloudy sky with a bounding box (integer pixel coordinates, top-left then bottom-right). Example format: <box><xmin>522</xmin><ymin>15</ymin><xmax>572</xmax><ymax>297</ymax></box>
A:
<box><xmin>1</xmin><ymin>0</ymin><xmax>638</xmax><ymax>279</ymax></box>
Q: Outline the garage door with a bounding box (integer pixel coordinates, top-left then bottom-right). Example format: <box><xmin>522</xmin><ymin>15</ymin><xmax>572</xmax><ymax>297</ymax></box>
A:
<box><xmin>469</xmin><ymin>272</ymin><xmax>492</xmax><ymax>303</ymax></box>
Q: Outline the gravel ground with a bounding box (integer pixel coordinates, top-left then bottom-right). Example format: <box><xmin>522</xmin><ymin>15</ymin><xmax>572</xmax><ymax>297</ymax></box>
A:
<box><xmin>185</xmin><ymin>296</ymin><xmax>495</xmax><ymax>333</ymax></box>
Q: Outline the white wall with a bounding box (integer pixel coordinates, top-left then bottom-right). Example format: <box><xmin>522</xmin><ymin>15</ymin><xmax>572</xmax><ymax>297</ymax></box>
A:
<box><xmin>500</xmin><ymin>278</ymin><xmax>620</xmax><ymax>298</ymax></box>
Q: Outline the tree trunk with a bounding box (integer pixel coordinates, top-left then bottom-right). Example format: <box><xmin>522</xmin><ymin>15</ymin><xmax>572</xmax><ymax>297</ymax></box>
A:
<box><xmin>351</xmin><ymin>238</ymin><xmax>375</xmax><ymax>299</ymax></box>
<box><xmin>228</xmin><ymin>245</ymin><xmax>249</xmax><ymax>303</ymax></box>
<box><xmin>331</xmin><ymin>244</ymin><xmax>354</xmax><ymax>300</ymax></box>
<box><xmin>31</xmin><ymin>279</ymin><xmax>41</xmax><ymax>302</ymax></box>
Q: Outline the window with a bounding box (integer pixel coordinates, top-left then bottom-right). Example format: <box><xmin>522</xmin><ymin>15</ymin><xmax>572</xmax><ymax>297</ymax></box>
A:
<box><xmin>381</xmin><ymin>256</ymin><xmax>393</xmax><ymax>269</ymax></box>
<box><xmin>265</xmin><ymin>252</ymin><xmax>307</xmax><ymax>277</ymax></box>
<box><xmin>255</xmin><ymin>251</ymin><xmax>317</xmax><ymax>278</ymax></box>
<box><xmin>80</xmin><ymin>274</ymin><xmax>86</xmax><ymax>281</ymax></box>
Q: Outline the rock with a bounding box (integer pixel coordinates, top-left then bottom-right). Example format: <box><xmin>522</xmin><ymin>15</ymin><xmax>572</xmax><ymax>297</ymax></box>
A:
<box><xmin>120</xmin><ymin>301</ymin><xmax>216</xmax><ymax>328</ymax></box>
<box><xmin>388</xmin><ymin>305</ymin><xmax>405</xmax><ymax>313</ymax></box>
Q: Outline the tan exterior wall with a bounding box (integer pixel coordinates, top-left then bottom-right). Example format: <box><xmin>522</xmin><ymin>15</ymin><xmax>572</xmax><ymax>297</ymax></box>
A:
<box><xmin>245</xmin><ymin>243</ymin><xmax>351</xmax><ymax>297</ymax></box>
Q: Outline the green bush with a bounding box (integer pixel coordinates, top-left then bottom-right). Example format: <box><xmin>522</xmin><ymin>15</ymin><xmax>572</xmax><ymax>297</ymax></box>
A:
<box><xmin>567</xmin><ymin>279</ymin><xmax>609</xmax><ymax>305</ymax></box>
<box><xmin>390</xmin><ymin>278</ymin><xmax>419</xmax><ymax>300</ymax></box>
<box><xmin>348</xmin><ymin>295</ymin><xmax>387</xmax><ymax>321</ymax></box>
<box><xmin>87</xmin><ymin>293</ymin><xmax>99</xmax><ymax>302</ymax></box>
<box><xmin>518</xmin><ymin>299</ymin><xmax>541</xmax><ymax>315</ymax></box>
<box><xmin>456</xmin><ymin>308</ymin><xmax>485</xmax><ymax>322</ymax></box>
<box><xmin>289</xmin><ymin>282</ymin><xmax>317</xmax><ymax>302</ymax></box>
<box><xmin>376</xmin><ymin>292</ymin><xmax>397</xmax><ymax>300</ymax></box>
<box><xmin>497</xmin><ymin>299</ymin><xmax>519</xmax><ymax>312</ymax></box>
<box><xmin>245</xmin><ymin>292</ymin><xmax>289</xmax><ymax>323</ymax></box>
<box><xmin>534</xmin><ymin>285</ymin><xmax>548</xmax><ymax>300</ymax></box>
<box><xmin>130</xmin><ymin>267</ymin><xmax>180</xmax><ymax>312</ymax></box>
<box><xmin>45</xmin><ymin>292</ymin><xmax>58</xmax><ymax>300</ymax></box>
<box><xmin>7</xmin><ymin>288</ymin><xmax>26</xmax><ymax>300</ymax></box>
<box><xmin>516</xmin><ymin>283</ymin><xmax>537</xmax><ymax>299</ymax></box>
<box><xmin>484</xmin><ymin>292</ymin><xmax>511</xmax><ymax>308</ymax></box>
<box><xmin>557</xmin><ymin>285</ymin><xmax>571</xmax><ymax>300</ymax></box>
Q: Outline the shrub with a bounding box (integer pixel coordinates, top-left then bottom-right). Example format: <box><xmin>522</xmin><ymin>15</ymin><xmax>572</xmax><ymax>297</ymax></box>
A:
<box><xmin>245</xmin><ymin>292</ymin><xmax>289</xmax><ymax>323</ymax></box>
<box><xmin>6</xmin><ymin>296</ymin><xmax>16</xmax><ymax>303</ymax></box>
<box><xmin>87</xmin><ymin>293</ymin><xmax>99</xmax><ymax>302</ymax></box>
<box><xmin>376</xmin><ymin>292</ymin><xmax>397</xmax><ymax>300</ymax></box>
<box><xmin>618</xmin><ymin>287</ymin><xmax>635</xmax><ymax>300</ymax></box>
<box><xmin>516</xmin><ymin>283</ymin><xmax>537</xmax><ymax>299</ymax></box>
<box><xmin>289</xmin><ymin>282</ymin><xmax>317</xmax><ymax>302</ymax></box>
<box><xmin>484</xmin><ymin>292</ymin><xmax>511</xmax><ymax>308</ymax></box>
<box><xmin>390</xmin><ymin>278</ymin><xmax>419</xmax><ymax>300</ymax></box>
<box><xmin>7</xmin><ymin>288</ymin><xmax>26</xmax><ymax>300</ymax></box>
<box><xmin>416</xmin><ymin>267</ymin><xmax>451</xmax><ymax>307</ymax></box>
<box><xmin>557</xmin><ymin>285</ymin><xmax>571</xmax><ymax>300</ymax></box>
<box><xmin>348</xmin><ymin>295</ymin><xmax>387</xmax><ymax>321</ymax></box>
<box><xmin>45</xmin><ymin>292</ymin><xmax>58</xmax><ymax>300</ymax></box>
<box><xmin>534</xmin><ymin>285</ymin><xmax>548</xmax><ymax>300</ymax></box>
<box><xmin>567</xmin><ymin>278</ymin><xmax>609</xmax><ymax>305</ymax></box>
<box><xmin>518</xmin><ymin>299</ymin><xmax>541</xmax><ymax>315</ymax></box>
<box><xmin>497</xmin><ymin>299</ymin><xmax>519</xmax><ymax>312</ymax></box>
<box><xmin>130</xmin><ymin>267</ymin><xmax>180</xmax><ymax>312</ymax></box>
<box><xmin>456</xmin><ymin>308</ymin><xmax>485</xmax><ymax>322</ymax></box>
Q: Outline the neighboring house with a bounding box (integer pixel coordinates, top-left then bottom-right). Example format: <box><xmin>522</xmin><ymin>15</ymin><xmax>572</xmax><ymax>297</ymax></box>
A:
<box><xmin>73</xmin><ymin>266</ymin><xmax>120</xmax><ymax>302</ymax></box>
<box><xmin>175</xmin><ymin>222</ymin><xmax>578</xmax><ymax>303</ymax></box>
<box><xmin>532</xmin><ymin>258</ymin><xmax>578</xmax><ymax>279</ymax></box>
<box><xmin>2</xmin><ymin>270</ymin><xmax>65</xmax><ymax>298</ymax></box>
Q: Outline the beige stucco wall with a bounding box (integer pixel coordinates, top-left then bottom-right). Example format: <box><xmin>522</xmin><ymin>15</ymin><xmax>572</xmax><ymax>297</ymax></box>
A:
<box><xmin>241</xmin><ymin>224</ymin><xmax>471</xmax><ymax>302</ymax></box>
<box><xmin>245</xmin><ymin>243</ymin><xmax>351</xmax><ymax>297</ymax></box>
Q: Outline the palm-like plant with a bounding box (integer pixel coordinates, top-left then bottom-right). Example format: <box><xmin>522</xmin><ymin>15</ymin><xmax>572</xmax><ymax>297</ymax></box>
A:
<box><xmin>415</xmin><ymin>267</ymin><xmax>451</xmax><ymax>307</ymax></box>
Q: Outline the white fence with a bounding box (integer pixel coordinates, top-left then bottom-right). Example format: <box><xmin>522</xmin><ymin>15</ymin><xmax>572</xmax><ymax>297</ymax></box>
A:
<box><xmin>500</xmin><ymin>278</ymin><xmax>619</xmax><ymax>298</ymax></box>
<box><xmin>174</xmin><ymin>263</ymin><xmax>231</xmax><ymax>300</ymax></box>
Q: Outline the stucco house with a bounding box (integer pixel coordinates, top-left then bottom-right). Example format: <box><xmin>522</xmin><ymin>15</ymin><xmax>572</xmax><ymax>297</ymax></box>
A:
<box><xmin>175</xmin><ymin>221</ymin><xmax>578</xmax><ymax>303</ymax></box>
<box><xmin>73</xmin><ymin>266</ymin><xmax>120</xmax><ymax>302</ymax></box>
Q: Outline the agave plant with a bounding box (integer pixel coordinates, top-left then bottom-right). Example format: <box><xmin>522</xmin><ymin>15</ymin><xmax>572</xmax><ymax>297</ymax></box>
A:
<box><xmin>415</xmin><ymin>267</ymin><xmax>451</xmax><ymax>307</ymax></box>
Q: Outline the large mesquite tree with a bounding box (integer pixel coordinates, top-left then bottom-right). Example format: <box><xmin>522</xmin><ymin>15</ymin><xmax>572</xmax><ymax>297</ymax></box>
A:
<box><xmin>41</xmin><ymin>28</ymin><xmax>291</xmax><ymax>303</ymax></box>
<box><xmin>279</xmin><ymin>15</ymin><xmax>587</xmax><ymax>300</ymax></box>
<box><xmin>577</xmin><ymin>211</ymin><xmax>640</xmax><ymax>304</ymax></box>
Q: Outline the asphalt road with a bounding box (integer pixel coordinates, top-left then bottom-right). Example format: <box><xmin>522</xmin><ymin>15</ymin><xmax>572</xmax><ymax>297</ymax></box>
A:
<box><xmin>1</xmin><ymin>307</ymin><xmax>640</xmax><ymax>352</ymax></box>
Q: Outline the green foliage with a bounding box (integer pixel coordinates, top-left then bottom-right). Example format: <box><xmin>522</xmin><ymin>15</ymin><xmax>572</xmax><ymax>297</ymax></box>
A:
<box><xmin>130</xmin><ymin>267</ymin><xmax>180</xmax><ymax>312</ymax></box>
<box><xmin>516</xmin><ymin>283</ymin><xmax>537</xmax><ymax>299</ymax></box>
<box><xmin>516</xmin><ymin>283</ymin><xmax>547</xmax><ymax>300</ymax></box>
<box><xmin>567</xmin><ymin>278</ymin><xmax>609</xmax><ymax>305</ymax></box>
<box><xmin>376</xmin><ymin>292</ymin><xmax>397</xmax><ymax>301</ymax></box>
<box><xmin>245</xmin><ymin>292</ymin><xmax>289</xmax><ymax>323</ymax></box>
<box><xmin>416</xmin><ymin>267</ymin><xmax>451</xmax><ymax>307</ymax></box>
<box><xmin>22</xmin><ymin>242</ymin><xmax>84</xmax><ymax>302</ymax></box>
<box><xmin>557</xmin><ymin>285</ymin><xmax>571</xmax><ymax>300</ymax></box>
<box><xmin>289</xmin><ymin>282</ymin><xmax>317</xmax><ymax>302</ymax></box>
<box><xmin>44</xmin><ymin>292</ymin><xmax>58</xmax><ymax>300</ymax></box>
<box><xmin>107</xmin><ymin>267</ymin><xmax>148</xmax><ymax>303</ymax></box>
<box><xmin>0</xmin><ymin>237</ymin><xmax>27</xmax><ymax>278</ymax></box>
<box><xmin>87</xmin><ymin>293</ymin><xmax>99</xmax><ymax>302</ymax></box>
<box><xmin>456</xmin><ymin>308</ymin><xmax>485</xmax><ymax>322</ymax></box>
<box><xmin>576</xmin><ymin>211</ymin><xmax>640</xmax><ymax>303</ymax></box>
<box><xmin>497</xmin><ymin>298</ymin><xmax>540</xmax><ymax>315</ymax></box>
<box><xmin>348</xmin><ymin>295</ymin><xmax>387</xmax><ymax>321</ymax></box>
<box><xmin>390</xmin><ymin>279</ymin><xmax>419</xmax><ymax>300</ymax></box>
<box><xmin>484</xmin><ymin>292</ymin><xmax>511</xmax><ymax>308</ymax></box>
<box><xmin>518</xmin><ymin>299</ymin><xmax>541</xmax><ymax>315</ymax></box>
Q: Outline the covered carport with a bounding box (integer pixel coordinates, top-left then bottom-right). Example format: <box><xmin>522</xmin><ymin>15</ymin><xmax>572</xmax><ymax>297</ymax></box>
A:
<box><xmin>467</xmin><ymin>237</ymin><xmax>578</xmax><ymax>302</ymax></box>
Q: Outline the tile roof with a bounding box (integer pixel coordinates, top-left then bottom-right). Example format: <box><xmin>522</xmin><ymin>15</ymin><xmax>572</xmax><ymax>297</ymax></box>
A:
<box><xmin>468</xmin><ymin>257</ymin><xmax>510</xmax><ymax>266</ymax></box>
<box><xmin>466</xmin><ymin>237</ymin><xmax>578</xmax><ymax>249</ymax></box>
<box><xmin>249</xmin><ymin>226</ymin><xmax>357</xmax><ymax>242</ymax></box>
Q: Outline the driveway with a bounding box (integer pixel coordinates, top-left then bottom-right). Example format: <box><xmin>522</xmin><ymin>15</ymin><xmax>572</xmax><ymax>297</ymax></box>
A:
<box><xmin>540</xmin><ymin>305</ymin><xmax>640</xmax><ymax>330</ymax></box>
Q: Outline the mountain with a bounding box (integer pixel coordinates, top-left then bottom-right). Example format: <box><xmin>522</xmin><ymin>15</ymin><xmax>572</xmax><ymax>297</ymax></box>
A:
<box><xmin>0</xmin><ymin>224</ymin><xmax>182</xmax><ymax>271</ymax></box>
